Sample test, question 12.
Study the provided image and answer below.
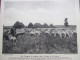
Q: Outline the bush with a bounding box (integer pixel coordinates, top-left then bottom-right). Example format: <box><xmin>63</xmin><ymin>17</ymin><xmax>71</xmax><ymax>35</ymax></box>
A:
<box><xmin>13</xmin><ymin>21</ymin><xmax>25</xmax><ymax>29</ymax></box>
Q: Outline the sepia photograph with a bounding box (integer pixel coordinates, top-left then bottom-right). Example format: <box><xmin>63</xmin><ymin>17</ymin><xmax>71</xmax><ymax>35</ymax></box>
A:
<box><xmin>2</xmin><ymin>0</ymin><xmax>78</xmax><ymax>54</ymax></box>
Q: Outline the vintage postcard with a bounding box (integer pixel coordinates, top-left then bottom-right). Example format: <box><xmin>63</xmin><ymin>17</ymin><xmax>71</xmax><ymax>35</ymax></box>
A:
<box><xmin>0</xmin><ymin>0</ymin><xmax>80</xmax><ymax>60</ymax></box>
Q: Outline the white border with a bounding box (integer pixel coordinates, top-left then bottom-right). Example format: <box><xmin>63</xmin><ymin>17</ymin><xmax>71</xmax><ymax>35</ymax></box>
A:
<box><xmin>0</xmin><ymin>0</ymin><xmax>80</xmax><ymax>60</ymax></box>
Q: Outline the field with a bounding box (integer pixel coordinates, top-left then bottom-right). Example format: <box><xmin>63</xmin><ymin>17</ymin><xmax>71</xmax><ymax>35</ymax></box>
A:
<box><xmin>2</xmin><ymin>27</ymin><xmax>77</xmax><ymax>54</ymax></box>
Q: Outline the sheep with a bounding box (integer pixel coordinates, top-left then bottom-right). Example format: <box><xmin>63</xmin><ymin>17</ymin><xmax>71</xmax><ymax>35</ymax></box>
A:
<box><xmin>72</xmin><ymin>30</ymin><xmax>77</xmax><ymax>38</ymax></box>
<box><xmin>8</xmin><ymin>35</ymin><xmax>17</xmax><ymax>42</ymax></box>
<box><xmin>44</xmin><ymin>30</ymin><xmax>51</xmax><ymax>37</ymax></box>
<box><xmin>56</xmin><ymin>30</ymin><xmax>62</xmax><ymax>38</ymax></box>
<box><xmin>51</xmin><ymin>30</ymin><xmax>57</xmax><ymax>37</ymax></box>
<box><xmin>16</xmin><ymin>28</ymin><xmax>25</xmax><ymax>36</ymax></box>
<box><xmin>34</xmin><ymin>31</ymin><xmax>41</xmax><ymax>36</ymax></box>
<box><xmin>3</xmin><ymin>30</ymin><xmax>10</xmax><ymax>40</ymax></box>
<box><xmin>66</xmin><ymin>30</ymin><xmax>73</xmax><ymax>38</ymax></box>
<box><xmin>59</xmin><ymin>30</ymin><xmax>67</xmax><ymax>38</ymax></box>
<box><xmin>29</xmin><ymin>31</ymin><xmax>36</xmax><ymax>37</ymax></box>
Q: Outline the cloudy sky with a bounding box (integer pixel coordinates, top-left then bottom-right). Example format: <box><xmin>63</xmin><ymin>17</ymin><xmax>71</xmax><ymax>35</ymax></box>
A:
<box><xmin>4</xmin><ymin>0</ymin><xmax>76</xmax><ymax>26</ymax></box>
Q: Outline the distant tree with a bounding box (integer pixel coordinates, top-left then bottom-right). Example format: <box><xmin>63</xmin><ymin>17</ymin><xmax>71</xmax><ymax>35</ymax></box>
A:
<box><xmin>33</xmin><ymin>23</ymin><xmax>42</xmax><ymax>28</ymax></box>
<box><xmin>43</xmin><ymin>23</ymin><xmax>48</xmax><ymax>28</ymax></box>
<box><xmin>28</xmin><ymin>23</ymin><xmax>33</xmax><ymax>28</ymax></box>
<box><xmin>64</xmin><ymin>18</ymin><xmax>68</xmax><ymax>27</ymax></box>
<box><xmin>49</xmin><ymin>24</ymin><xmax>54</xmax><ymax>28</ymax></box>
<box><xmin>13</xmin><ymin>21</ymin><xmax>25</xmax><ymax>29</ymax></box>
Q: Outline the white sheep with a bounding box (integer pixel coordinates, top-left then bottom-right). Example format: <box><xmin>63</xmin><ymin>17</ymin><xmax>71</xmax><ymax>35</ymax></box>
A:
<box><xmin>8</xmin><ymin>35</ymin><xmax>17</xmax><ymax>42</ymax></box>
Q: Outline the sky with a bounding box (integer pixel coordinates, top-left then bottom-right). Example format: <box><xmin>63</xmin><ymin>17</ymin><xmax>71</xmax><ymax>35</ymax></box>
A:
<box><xmin>4</xmin><ymin>0</ymin><xmax>76</xmax><ymax>26</ymax></box>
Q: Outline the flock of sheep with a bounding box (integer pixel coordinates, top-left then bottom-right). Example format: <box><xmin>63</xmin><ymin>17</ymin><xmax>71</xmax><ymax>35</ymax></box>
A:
<box><xmin>3</xmin><ymin>27</ymin><xmax>77</xmax><ymax>53</ymax></box>
<box><xmin>3</xmin><ymin>27</ymin><xmax>77</xmax><ymax>42</ymax></box>
<box><xmin>25</xmin><ymin>28</ymin><xmax>76</xmax><ymax>37</ymax></box>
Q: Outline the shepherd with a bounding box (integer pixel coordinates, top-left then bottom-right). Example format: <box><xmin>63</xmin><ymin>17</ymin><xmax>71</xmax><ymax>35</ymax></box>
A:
<box><xmin>10</xmin><ymin>27</ymin><xmax>16</xmax><ymax>36</ymax></box>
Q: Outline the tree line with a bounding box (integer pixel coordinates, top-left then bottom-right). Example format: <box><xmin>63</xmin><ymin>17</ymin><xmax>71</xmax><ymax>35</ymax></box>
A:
<box><xmin>13</xmin><ymin>18</ymin><xmax>68</xmax><ymax>29</ymax></box>
<box><xmin>13</xmin><ymin>21</ymin><xmax>55</xmax><ymax>28</ymax></box>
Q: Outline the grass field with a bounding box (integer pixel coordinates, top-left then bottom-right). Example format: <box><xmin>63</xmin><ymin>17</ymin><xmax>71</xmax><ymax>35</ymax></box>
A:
<box><xmin>2</xmin><ymin>28</ymin><xmax>77</xmax><ymax>54</ymax></box>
